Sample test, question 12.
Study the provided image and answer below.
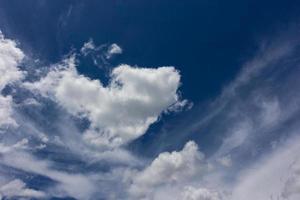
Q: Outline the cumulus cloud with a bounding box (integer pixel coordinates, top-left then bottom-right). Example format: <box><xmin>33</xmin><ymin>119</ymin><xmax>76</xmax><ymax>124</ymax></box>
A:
<box><xmin>0</xmin><ymin>31</ymin><xmax>24</xmax><ymax>91</ymax></box>
<box><xmin>24</xmin><ymin>57</ymin><xmax>184</xmax><ymax>148</ymax></box>
<box><xmin>1</xmin><ymin>26</ymin><xmax>300</xmax><ymax>200</ymax></box>
<box><xmin>129</xmin><ymin>141</ymin><xmax>205</xmax><ymax>198</ymax></box>
<box><xmin>0</xmin><ymin>31</ymin><xmax>25</xmax><ymax>127</ymax></box>
<box><xmin>133</xmin><ymin>27</ymin><xmax>300</xmax><ymax>200</ymax></box>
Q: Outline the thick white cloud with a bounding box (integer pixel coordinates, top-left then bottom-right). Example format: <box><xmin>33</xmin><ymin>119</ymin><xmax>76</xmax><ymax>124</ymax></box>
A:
<box><xmin>0</xmin><ymin>31</ymin><xmax>25</xmax><ymax>127</ymax></box>
<box><xmin>129</xmin><ymin>141</ymin><xmax>205</xmax><ymax>198</ymax></box>
<box><xmin>0</xmin><ymin>31</ymin><xmax>24</xmax><ymax>91</ymax></box>
<box><xmin>25</xmin><ymin>56</ymin><xmax>184</xmax><ymax>147</ymax></box>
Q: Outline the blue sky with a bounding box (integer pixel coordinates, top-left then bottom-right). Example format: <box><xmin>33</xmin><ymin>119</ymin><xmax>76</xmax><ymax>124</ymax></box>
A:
<box><xmin>0</xmin><ymin>0</ymin><xmax>300</xmax><ymax>200</ymax></box>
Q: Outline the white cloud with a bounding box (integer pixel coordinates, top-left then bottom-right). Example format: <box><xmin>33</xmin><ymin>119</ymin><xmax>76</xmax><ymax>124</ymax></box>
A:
<box><xmin>255</xmin><ymin>97</ymin><xmax>282</xmax><ymax>128</ymax></box>
<box><xmin>24</xmin><ymin>56</ymin><xmax>184</xmax><ymax>148</ymax></box>
<box><xmin>167</xmin><ymin>99</ymin><xmax>193</xmax><ymax>112</ymax></box>
<box><xmin>231</xmin><ymin>135</ymin><xmax>300</xmax><ymax>200</ymax></box>
<box><xmin>1</xmin><ymin>151</ymin><xmax>96</xmax><ymax>200</ymax></box>
<box><xmin>106</xmin><ymin>43</ymin><xmax>122</xmax><ymax>59</ymax></box>
<box><xmin>216</xmin><ymin>121</ymin><xmax>252</xmax><ymax>156</ymax></box>
<box><xmin>1</xmin><ymin>26</ymin><xmax>299</xmax><ymax>200</ymax></box>
<box><xmin>0</xmin><ymin>179</ymin><xmax>46</xmax><ymax>199</ymax></box>
<box><xmin>0</xmin><ymin>31</ymin><xmax>25</xmax><ymax>91</ymax></box>
<box><xmin>80</xmin><ymin>39</ymin><xmax>96</xmax><ymax>56</ymax></box>
<box><xmin>129</xmin><ymin>141</ymin><xmax>205</xmax><ymax>198</ymax></box>
<box><xmin>0</xmin><ymin>31</ymin><xmax>25</xmax><ymax>128</ymax></box>
<box><xmin>80</xmin><ymin>40</ymin><xmax>122</xmax><ymax>63</ymax></box>
<box><xmin>216</xmin><ymin>155</ymin><xmax>232</xmax><ymax>167</ymax></box>
<box><xmin>0</xmin><ymin>138</ymin><xmax>28</xmax><ymax>153</ymax></box>
<box><xmin>20</xmin><ymin>97</ymin><xmax>41</xmax><ymax>106</ymax></box>
<box><xmin>0</xmin><ymin>95</ymin><xmax>17</xmax><ymax>128</ymax></box>
<box><xmin>181</xmin><ymin>186</ymin><xmax>225</xmax><ymax>200</ymax></box>
<box><xmin>282</xmin><ymin>159</ymin><xmax>300</xmax><ymax>199</ymax></box>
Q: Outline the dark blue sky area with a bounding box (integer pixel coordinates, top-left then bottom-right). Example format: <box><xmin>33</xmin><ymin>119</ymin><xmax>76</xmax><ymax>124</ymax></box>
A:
<box><xmin>0</xmin><ymin>0</ymin><xmax>299</xmax><ymax>102</ymax></box>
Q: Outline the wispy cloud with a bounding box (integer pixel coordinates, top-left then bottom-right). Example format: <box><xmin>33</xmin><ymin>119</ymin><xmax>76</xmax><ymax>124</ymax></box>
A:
<box><xmin>0</xmin><ymin>179</ymin><xmax>46</xmax><ymax>199</ymax></box>
<box><xmin>106</xmin><ymin>43</ymin><xmax>122</xmax><ymax>59</ymax></box>
<box><xmin>0</xmin><ymin>25</ymin><xmax>300</xmax><ymax>200</ymax></box>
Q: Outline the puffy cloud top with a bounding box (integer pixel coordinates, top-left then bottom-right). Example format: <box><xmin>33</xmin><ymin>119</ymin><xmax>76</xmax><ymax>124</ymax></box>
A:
<box><xmin>0</xmin><ymin>31</ymin><xmax>24</xmax><ymax>127</ymax></box>
<box><xmin>25</xmin><ymin>57</ymin><xmax>184</xmax><ymax>147</ymax></box>
<box><xmin>0</xmin><ymin>31</ymin><xmax>24</xmax><ymax>91</ymax></box>
<box><xmin>130</xmin><ymin>141</ymin><xmax>205</xmax><ymax>198</ymax></box>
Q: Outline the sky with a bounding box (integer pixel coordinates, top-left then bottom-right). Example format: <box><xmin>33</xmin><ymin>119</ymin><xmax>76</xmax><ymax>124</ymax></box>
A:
<box><xmin>0</xmin><ymin>0</ymin><xmax>300</xmax><ymax>200</ymax></box>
